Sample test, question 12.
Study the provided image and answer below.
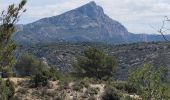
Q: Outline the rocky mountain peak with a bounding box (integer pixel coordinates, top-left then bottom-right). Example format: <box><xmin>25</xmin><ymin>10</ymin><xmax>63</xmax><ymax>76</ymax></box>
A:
<box><xmin>76</xmin><ymin>1</ymin><xmax>104</xmax><ymax>19</ymax></box>
<box><xmin>14</xmin><ymin>1</ymin><xmax>165</xmax><ymax>44</ymax></box>
<box><xmin>85</xmin><ymin>1</ymin><xmax>97</xmax><ymax>6</ymax></box>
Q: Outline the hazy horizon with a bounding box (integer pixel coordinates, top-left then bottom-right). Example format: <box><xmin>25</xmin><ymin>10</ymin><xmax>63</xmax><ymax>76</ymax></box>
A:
<box><xmin>1</xmin><ymin>0</ymin><xmax>170</xmax><ymax>34</ymax></box>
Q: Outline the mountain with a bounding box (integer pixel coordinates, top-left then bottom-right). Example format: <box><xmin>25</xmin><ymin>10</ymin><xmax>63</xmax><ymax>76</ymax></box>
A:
<box><xmin>13</xmin><ymin>1</ymin><xmax>169</xmax><ymax>44</ymax></box>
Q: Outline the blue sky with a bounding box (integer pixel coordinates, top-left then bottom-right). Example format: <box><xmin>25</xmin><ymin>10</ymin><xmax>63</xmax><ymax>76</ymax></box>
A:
<box><xmin>1</xmin><ymin>0</ymin><xmax>170</xmax><ymax>34</ymax></box>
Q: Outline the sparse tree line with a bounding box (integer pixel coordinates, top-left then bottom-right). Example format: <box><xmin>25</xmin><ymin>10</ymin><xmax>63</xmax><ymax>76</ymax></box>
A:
<box><xmin>0</xmin><ymin>0</ymin><xmax>170</xmax><ymax>100</ymax></box>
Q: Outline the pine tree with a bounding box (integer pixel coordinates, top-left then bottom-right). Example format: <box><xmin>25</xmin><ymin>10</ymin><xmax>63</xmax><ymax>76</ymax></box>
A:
<box><xmin>0</xmin><ymin>0</ymin><xmax>26</xmax><ymax>77</ymax></box>
<box><xmin>77</xmin><ymin>47</ymin><xmax>116</xmax><ymax>80</ymax></box>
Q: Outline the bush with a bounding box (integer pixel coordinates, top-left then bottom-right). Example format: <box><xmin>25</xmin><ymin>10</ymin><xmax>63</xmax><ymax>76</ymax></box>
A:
<box><xmin>82</xmin><ymin>77</ymin><xmax>97</xmax><ymax>85</ymax></box>
<box><xmin>72</xmin><ymin>81</ymin><xmax>84</xmax><ymax>91</ymax></box>
<box><xmin>5</xmin><ymin>79</ymin><xmax>15</xmax><ymax>99</ymax></box>
<box><xmin>72</xmin><ymin>79</ymin><xmax>92</xmax><ymax>91</ymax></box>
<box><xmin>46</xmin><ymin>67</ymin><xmax>61</xmax><ymax>81</ymax></box>
<box><xmin>128</xmin><ymin>64</ymin><xmax>169</xmax><ymax>99</ymax></box>
<box><xmin>0</xmin><ymin>78</ymin><xmax>15</xmax><ymax>100</ymax></box>
<box><xmin>102</xmin><ymin>87</ymin><xmax>121</xmax><ymax>100</ymax></box>
<box><xmin>124</xmin><ymin>84</ymin><xmax>137</xmax><ymax>93</ymax></box>
<box><xmin>123</xmin><ymin>95</ymin><xmax>134</xmax><ymax>100</ymax></box>
<box><xmin>31</xmin><ymin>72</ymin><xmax>48</xmax><ymax>87</ymax></box>
<box><xmin>15</xmin><ymin>53</ymin><xmax>48</xmax><ymax>77</ymax></box>
<box><xmin>111</xmin><ymin>82</ymin><xmax>137</xmax><ymax>93</ymax></box>
<box><xmin>80</xmin><ymin>78</ymin><xmax>91</xmax><ymax>88</ymax></box>
<box><xmin>30</xmin><ymin>67</ymin><xmax>63</xmax><ymax>88</ymax></box>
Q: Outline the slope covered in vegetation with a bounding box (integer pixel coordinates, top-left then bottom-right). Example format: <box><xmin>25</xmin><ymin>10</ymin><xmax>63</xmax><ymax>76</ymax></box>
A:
<box><xmin>16</xmin><ymin>42</ymin><xmax>170</xmax><ymax>80</ymax></box>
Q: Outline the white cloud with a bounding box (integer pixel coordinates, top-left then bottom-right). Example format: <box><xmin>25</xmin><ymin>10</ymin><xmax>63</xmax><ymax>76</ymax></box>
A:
<box><xmin>1</xmin><ymin>0</ymin><xmax>170</xmax><ymax>34</ymax></box>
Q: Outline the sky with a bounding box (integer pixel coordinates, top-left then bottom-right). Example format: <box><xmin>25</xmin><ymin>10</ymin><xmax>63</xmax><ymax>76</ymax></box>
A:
<box><xmin>1</xmin><ymin>0</ymin><xmax>170</xmax><ymax>34</ymax></box>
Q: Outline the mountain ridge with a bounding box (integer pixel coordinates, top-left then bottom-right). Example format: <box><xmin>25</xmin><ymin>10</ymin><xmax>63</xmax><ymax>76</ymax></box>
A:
<box><xmin>13</xmin><ymin>1</ymin><xmax>169</xmax><ymax>44</ymax></box>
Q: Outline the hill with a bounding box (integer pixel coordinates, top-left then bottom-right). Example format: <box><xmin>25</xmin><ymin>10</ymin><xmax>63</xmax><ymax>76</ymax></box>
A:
<box><xmin>16</xmin><ymin>41</ymin><xmax>170</xmax><ymax>80</ymax></box>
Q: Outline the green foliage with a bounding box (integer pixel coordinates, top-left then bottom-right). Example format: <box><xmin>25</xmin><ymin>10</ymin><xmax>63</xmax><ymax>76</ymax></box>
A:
<box><xmin>15</xmin><ymin>53</ymin><xmax>47</xmax><ymax>76</ymax></box>
<box><xmin>77</xmin><ymin>47</ymin><xmax>116</xmax><ymax>80</ymax></box>
<box><xmin>128</xmin><ymin>64</ymin><xmax>169</xmax><ymax>100</ymax></box>
<box><xmin>0</xmin><ymin>78</ymin><xmax>15</xmax><ymax>100</ymax></box>
<box><xmin>0</xmin><ymin>78</ymin><xmax>8</xmax><ymax>100</ymax></box>
<box><xmin>72</xmin><ymin>81</ymin><xmax>85</xmax><ymax>91</ymax></box>
<box><xmin>16</xmin><ymin>53</ymin><xmax>61</xmax><ymax>82</ymax></box>
<box><xmin>30</xmin><ymin>64</ymin><xmax>61</xmax><ymax>87</ymax></box>
<box><xmin>30</xmin><ymin>62</ymin><xmax>62</xmax><ymax>87</ymax></box>
<box><xmin>6</xmin><ymin>79</ymin><xmax>15</xmax><ymax>99</ymax></box>
<box><xmin>123</xmin><ymin>95</ymin><xmax>134</xmax><ymax>100</ymax></box>
<box><xmin>15</xmin><ymin>53</ymin><xmax>62</xmax><ymax>87</ymax></box>
<box><xmin>0</xmin><ymin>0</ymin><xmax>26</xmax><ymax>77</ymax></box>
<box><xmin>102</xmin><ymin>87</ymin><xmax>121</xmax><ymax>100</ymax></box>
<box><xmin>47</xmin><ymin>67</ymin><xmax>61</xmax><ymax>81</ymax></box>
<box><xmin>110</xmin><ymin>81</ymin><xmax>137</xmax><ymax>94</ymax></box>
<box><xmin>31</xmin><ymin>72</ymin><xmax>48</xmax><ymax>87</ymax></box>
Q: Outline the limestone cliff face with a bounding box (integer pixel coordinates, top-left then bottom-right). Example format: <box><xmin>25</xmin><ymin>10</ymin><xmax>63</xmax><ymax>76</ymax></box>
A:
<box><xmin>14</xmin><ymin>1</ymin><xmax>169</xmax><ymax>44</ymax></box>
<box><xmin>14</xmin><ymin>1</ymin><xmax>131</xmax><ymax>44</ymax></box>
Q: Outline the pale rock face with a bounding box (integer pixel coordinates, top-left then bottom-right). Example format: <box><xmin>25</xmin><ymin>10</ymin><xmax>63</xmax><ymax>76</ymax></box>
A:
<box><xmin>13</xmin><ymin>1</ymin><xmax>169</xmax><ymax>44</ymax></box>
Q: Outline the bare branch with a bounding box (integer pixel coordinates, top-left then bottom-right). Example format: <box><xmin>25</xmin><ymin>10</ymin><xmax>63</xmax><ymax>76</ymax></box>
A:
<box><xmin>155</xmin><ymin>16</ymin><xmax>169</xmax><ymax>41</ymax></box>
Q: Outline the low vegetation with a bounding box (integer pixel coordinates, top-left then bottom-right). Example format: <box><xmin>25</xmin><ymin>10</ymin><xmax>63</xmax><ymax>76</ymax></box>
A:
<box><xmin>128</xmin><ymin>64</ymin><xmax>169</xmax><ymax>99</ymax></box>
<box><xmin>0</xmin><ymin>78</ymin><xmax>15</xmax><ymax>100</ymax></box>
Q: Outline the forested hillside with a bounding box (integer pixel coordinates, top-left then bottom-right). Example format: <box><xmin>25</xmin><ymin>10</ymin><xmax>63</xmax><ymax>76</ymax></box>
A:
<box><xmin>16</xmin><ymin>41</ymin><xmax>170</xmax><ymax>80</ymax></box>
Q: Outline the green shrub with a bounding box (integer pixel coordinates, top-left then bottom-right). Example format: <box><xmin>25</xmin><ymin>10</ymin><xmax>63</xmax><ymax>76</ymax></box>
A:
<box><xmin>15</xmin><ymin>53</ymin><xmax>52</xmax><ymax>78</ymax></box>
<box><xmin>80</xmin><ymin>78</ymin><xmax>91</xmax><ymax>88</ymax></box>
<box><xmin>0</xmin><ymin>78</ymin><xmax>15</xmax><ymax>100</ymax></box>
<box><xmin>72</xmin><ymin>79</ymin><xmax>93</xmax><ymax>92</ymax></box>
<box><xmin>112</xmin><ymin>82</ymin><xmax>137</xmax><ymax>93</ymax></box>
<box><xmin>82</xmin><ymin>77</ymin><xmax>97</xmax><ymax>85</ymax></box>
<box><xmin>128</xmin><ymin>64</ymin><xmax>169</xmax><ymax>99</ymax></box>
<box><xmin>102</xmin><ymin>87</ymin><xmax>121</xmax><ymax>100</ymax></box>
<box><xmin>72</xmin><ymin>84</ymin><xmax>83</xmax><ymax>91</ymax></box>
<box><xmin>15</xmin><ymin>53</ymin><xmax>40</xmax><ymax>76</ymax></box>
<box><xmin>123</xmin><ymin>95</ymin><xmax>134</xmax><ymax>100</ymax></box>
<box><xmin>124</xmin><ymin>84</ymin><xmax>137</xmax><ymax>93</ymax></box>
<box><xmin>45</xmin><ymin>67</ymin><xmax>61</xmax><ymax>81</ymax></box>
<box><xmin>31</xmin><ymin>72</ymin><xmax>48</xmax><ymax>87</ymax></box>
<box><xmin>5</xmin><ymin>79</ymin><xmax>15</xmax><ymax>99</ymax></box>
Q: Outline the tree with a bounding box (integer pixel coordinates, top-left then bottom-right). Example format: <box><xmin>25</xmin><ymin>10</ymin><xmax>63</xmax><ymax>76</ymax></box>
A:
<box><xmin>77</xmin><ymin>47</ymin><xmax>116</xmax><ymax>80</ymax></box>
<box><xmin>128</xmin><ymin>64</ymin><xmax>169</xmax><ymax>100</ymax></box>
<box><xmin>0</xmin><ymin>0</ymin><xmax>27</xmax><ymax>77</ymax></box>
<box><xmin>15</xmin><ymin>53</ymin><xmax>47</xmax><ymax>76</ymax></box>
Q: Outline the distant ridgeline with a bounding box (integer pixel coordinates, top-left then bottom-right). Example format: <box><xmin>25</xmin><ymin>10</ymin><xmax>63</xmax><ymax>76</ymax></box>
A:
<box><xmin>13</xmin><ymin>1</ymin><xmax>170</xmax><ymax>45</ymax></box>
<box><xmin>16</xmin><ymin>42</ymin><xmax>170</xmax><ymax>80</ymax></box>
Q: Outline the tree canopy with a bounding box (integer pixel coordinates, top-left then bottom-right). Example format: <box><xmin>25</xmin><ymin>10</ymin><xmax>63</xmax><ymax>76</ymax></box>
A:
<box><xmin>0</xmin><ymin>0</ymin><xmax>27</xmax><ymax>77</ymax></box>
<box><xmin>77</xmin><ymin>47</ymin><xmax>116</xmax><ymax>80</ymax></box>
<box><xmin>128</xmin><ymin>64</ymin><xmax>169</xmax><ymax>100</ymax></box>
